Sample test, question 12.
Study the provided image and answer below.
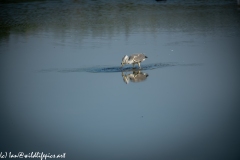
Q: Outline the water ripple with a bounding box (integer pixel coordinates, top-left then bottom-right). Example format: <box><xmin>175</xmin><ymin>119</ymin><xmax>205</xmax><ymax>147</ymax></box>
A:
<box><xmin>39</xmin><ymin>62</ymin><xmax>201</xmax><ymax>73</ymax></box>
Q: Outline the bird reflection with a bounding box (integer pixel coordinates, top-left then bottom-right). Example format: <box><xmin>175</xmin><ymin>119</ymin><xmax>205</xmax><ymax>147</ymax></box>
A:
<box><xmin>122</xmin><ymin>70</ymin><xmax>149</xmax><ymax>84</ymax></box>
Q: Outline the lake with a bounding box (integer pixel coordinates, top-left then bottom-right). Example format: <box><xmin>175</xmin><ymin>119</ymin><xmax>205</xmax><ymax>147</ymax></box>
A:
<box><xmin>0</xmin><ymin>0</ymin><xmax>240</xmax><ymax>160</ymax></box>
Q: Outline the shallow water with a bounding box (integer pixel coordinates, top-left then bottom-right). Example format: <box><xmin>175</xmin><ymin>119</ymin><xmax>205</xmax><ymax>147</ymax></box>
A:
<box><xmin>39</xmin><ymin>62</ymin><xmax>179</xmax><ymax>73</ymax></box>
<box><xmin>1</xmin><ymin>0</ymin><xmax>240</xmax><ymax>160</ymax></box>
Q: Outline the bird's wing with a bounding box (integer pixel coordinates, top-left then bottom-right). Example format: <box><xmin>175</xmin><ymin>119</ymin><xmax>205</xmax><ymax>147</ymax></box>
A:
<box><xmin>132</xmin><ymin>53</ymin><xmax>145</xmax><ymax>62</ymax></box>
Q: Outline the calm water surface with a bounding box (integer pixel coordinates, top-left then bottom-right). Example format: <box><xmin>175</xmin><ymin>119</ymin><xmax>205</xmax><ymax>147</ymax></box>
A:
<box><xmin>0</xmin><ymin>0</ymin><xmax>240</xmax><ymax>160</ymax></box>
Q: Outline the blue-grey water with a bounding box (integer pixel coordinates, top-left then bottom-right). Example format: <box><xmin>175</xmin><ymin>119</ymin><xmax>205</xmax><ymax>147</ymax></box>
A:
<box><xmin>1</xmin><ymin>0</ymin><xmax>240</xmax><ymax>160</ymax></box>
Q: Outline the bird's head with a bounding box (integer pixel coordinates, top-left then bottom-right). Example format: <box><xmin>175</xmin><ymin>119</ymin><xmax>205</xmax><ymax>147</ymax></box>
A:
<box><xmin>121</xmin><ymin>55</ymin><xmax>129</xmax><ymax>67</ymax></box>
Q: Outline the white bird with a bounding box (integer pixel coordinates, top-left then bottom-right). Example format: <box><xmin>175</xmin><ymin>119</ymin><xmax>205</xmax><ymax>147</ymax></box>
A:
<box><xmin>121</xmin><ymin>53</ymin><xmax>148</xmax><ymax>68</ymax></box>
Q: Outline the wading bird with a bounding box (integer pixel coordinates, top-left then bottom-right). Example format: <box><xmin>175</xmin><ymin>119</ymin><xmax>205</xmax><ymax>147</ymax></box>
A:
<box><xmin>121</xmin><ymin>53</ymin><xmax>148</xmax><ymax>68</ymax></box>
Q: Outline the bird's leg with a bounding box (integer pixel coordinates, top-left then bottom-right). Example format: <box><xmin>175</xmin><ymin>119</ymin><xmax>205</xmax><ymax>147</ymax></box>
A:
<box><xmin>132</xmin><ymin>63</ymin><xmax>135</xmax><ymax>68</ymax></box>
<box><xmin>138</xmin><ymin>62</ymin><xmax>141</xmax><ymax>69</ymax></box>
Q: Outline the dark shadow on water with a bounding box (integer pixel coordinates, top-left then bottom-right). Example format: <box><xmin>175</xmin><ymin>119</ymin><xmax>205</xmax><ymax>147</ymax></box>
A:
<box><xmin>39</xmin><ymin>62</ymin><xmax>202</xmax><ymax>73</ymax></box>
<box><xmin>86</xmin><ymin>62</ymin><xmax>177</xmax><ymax>73</ymax></box>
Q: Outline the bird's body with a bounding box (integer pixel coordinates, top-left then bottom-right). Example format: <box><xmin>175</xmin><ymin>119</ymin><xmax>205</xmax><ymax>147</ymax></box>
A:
<box><xmin>121</xmin><ymin>53</ymin><xmax>148</xmax><ymax>68</ymax></box>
